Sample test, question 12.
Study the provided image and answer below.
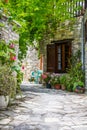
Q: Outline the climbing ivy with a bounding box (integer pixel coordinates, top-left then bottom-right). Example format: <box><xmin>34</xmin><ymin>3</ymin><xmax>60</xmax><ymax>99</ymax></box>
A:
<box><xmin>0</xmin><ymin>0</ymin><xmax>83</xmax><ymax>60</ymax></box>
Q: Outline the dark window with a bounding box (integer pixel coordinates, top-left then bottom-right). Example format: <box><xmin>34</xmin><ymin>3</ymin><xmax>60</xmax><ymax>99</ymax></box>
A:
<box><xmin>47</xmin><ymin>40</ymin><xmax>72</xmax><ymax>73</ymax></box>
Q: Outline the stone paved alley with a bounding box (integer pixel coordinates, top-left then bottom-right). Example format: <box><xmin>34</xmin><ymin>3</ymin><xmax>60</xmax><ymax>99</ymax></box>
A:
<box><xmin>1</xmin><ymin>84</ymin><xmax>87</xmax><ymax>130</ymax></box>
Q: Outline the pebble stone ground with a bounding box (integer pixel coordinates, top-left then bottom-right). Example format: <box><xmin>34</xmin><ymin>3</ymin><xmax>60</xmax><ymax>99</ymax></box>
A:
<box><xmin>0</xmin><ymin>83</ymin><xmax>87</xmax><ymax>130</ymax></box>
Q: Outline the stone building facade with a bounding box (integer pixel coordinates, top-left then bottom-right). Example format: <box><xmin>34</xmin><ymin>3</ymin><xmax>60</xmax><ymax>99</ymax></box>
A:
<box><xmin>41</xmin><ymin>12</ymin><xmax>87</xmax><ymax>89</ymax></box>
<box><xmin>21</xmin><ymin>14</ymin><xmax>87</xmax><ymax>85</ymax></box>
<box><xmin>1</xmin><ymin>11</ymin><xmax>87</xmax><ymax>88</ymax></box>
<box><xmin>41</xmin><ymin>19</ymin><xmax>83</xmax><ymax>72</ymax></box>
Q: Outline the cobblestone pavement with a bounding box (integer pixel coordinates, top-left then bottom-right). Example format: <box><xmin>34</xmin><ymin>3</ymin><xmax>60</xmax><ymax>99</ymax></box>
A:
<box><xmin>0</xmin><ymin>84</ymin><xmax>87</xmax><ymax>130</ymax></box>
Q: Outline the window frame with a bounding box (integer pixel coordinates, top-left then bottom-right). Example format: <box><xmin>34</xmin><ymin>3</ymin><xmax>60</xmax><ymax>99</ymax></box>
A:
<box><xmin>55</xmin><ymin>42</ymin><xmax>72</xmax><ymax>73</ymax></box>
<box><xmin>47</xmin><ymin>39</ymin><xmax>73</xmax><ymax>73</ymax></box>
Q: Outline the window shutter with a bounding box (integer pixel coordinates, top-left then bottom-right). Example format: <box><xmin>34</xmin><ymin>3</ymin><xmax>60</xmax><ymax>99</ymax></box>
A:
<box><xmin>65</xmin><ymin>43</ymin><xmax>72</xmax><ymax>69</ymax></box>
<box><xmin>47</xmin><ymin>44</ymin><xmax>55</xmax><ymax>72</ymax></box>
<box><xmin>62</xmin><ymin>44</ymin><xmax>65</xmax><ymax>71</ymax></box>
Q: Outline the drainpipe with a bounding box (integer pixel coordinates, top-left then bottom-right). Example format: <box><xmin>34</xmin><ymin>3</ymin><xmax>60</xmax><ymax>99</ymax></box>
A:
<box><xmin>81</xmin><ymin>16</ymin><xmax>86</xmax><ymax>91</ymax></box>
<box><xmin>81</xmin><ymin>17</ymin><xmax>85</xmax><ymax>71</ymax></box>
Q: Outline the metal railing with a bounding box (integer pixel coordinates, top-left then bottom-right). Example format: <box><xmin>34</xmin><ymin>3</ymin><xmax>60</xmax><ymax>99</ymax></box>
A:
<box><xmin>62</xmin><ymin>0</ymin><xmax>87</xmax><ymax>17</ymax></box>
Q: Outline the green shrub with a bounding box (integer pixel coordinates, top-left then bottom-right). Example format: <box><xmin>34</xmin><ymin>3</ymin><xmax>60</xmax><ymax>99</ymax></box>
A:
<box><xmin>0</xmin><ymin>65</ymin><xmax>16</xmax><ymax>97</ymax></box>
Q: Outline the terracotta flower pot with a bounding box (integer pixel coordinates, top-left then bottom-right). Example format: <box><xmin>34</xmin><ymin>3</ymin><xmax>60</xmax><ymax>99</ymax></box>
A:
<box><xmin>54</xmin><ymin>84</ymin><xmax>61</xmax><ymax>89</ymax></box>
<box><xmin>75</xmin><ymin>88</ymin><xmax>85</xmax><ymax>93</ymax></box>
<box><xmin>61</xmin><ymin>85</ymin><xmax>66</xmax><ymax>90</ymax></box>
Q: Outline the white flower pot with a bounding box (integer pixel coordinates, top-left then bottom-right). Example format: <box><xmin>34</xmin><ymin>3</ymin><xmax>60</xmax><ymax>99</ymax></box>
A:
<box><xmin>0</xmin><ymin>95</ymin><xmax>9</xmax><ymax>109</ymax></box>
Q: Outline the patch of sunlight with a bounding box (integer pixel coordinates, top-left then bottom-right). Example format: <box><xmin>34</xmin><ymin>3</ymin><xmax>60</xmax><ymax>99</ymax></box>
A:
<box><xmin>45</xmin><ymin>118</ymin><xmax>59</xmax><ymax>123</ymax></box>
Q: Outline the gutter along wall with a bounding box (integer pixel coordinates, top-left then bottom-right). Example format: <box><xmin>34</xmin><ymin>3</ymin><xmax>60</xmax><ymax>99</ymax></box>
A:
<box><xmin>84</xmin><ymin>9</ymin><xmax>87</xmax><ymax>89</ymax></box>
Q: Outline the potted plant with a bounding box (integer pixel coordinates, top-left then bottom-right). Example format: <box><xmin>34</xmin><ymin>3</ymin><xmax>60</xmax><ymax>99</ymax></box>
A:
<box><xmin>50</xmin><ymin>76</ymin><xmax>61</xmax><ymax>89</ymax></box>
<box><xmin>73</xmin><ymin>80</ymin><xmax>85</xmax><ymax>93</ymax></box>
<box><xmin>11</xmin><ymin>64</ymin><xmax>23</xmax><ymax>93</ymax></box>
<box><xmin>41</xmin><ymin>73</ymin><xmax>51</xmax><ymax>88</ymax></box>
<box><xmin>60</xmin><ymin>75</ymin><xmax>66</xmax><ymax>90</ymax></box>
<box><xmin>0</xmin><ymin>65</ymin><xmax>16</xmax><ymax>109</ymax></box>
<box><xmin>65</xmin><ymin>74</ymin><xmax>73</xmax><ymax>92</ymax></box>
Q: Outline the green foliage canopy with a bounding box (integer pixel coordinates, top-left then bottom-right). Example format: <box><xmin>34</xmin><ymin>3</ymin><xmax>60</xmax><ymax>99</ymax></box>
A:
<box><xmin>0</xmin><ymin>0</ymin><xmax>83</xmax><ymax>59</ymax></box>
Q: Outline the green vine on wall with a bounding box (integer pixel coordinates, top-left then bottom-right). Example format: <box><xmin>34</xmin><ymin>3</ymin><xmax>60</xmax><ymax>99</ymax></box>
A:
<box><xmin>0</xmin><ymin>0</ymin><xmax>82</xmax><ymax>60</ymax></box>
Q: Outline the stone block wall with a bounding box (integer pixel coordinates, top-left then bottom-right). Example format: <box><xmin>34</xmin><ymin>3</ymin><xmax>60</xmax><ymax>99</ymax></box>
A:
<box><xmin>0</xmin><ymin>14</ymin><xmax>40</xmax><ymax>81</ymax></box>
<box><xmin>21</xmin><ymin>16</ymin><xmax>85</xmax><ymax>82</ymax></box>
<box><xmin>0</xmin><ymin>14</ymin><xmax>20</xmax><ymax>87</ymax></box>
<box><xmin>0</xmin><ymin>14</ymin><xmax>19</xmax><ymax>42</ymax></box>
<box><xmin>22</xmin><ymin>47</ymin><xmax>41</xmax><ymax>81</ymax></box>
<box><xmin>41</xmin><ymin>18</ymin><xmax>83</xmax><ymax>72</ymax></box>
<box><xmin>85</xmin><ymin>42</ymin><xmax>87</xmax><ymax>89</ymax></box>
<box><xmin>0</xmin><ymin>14</ymin><xmax>19</xmax><ymax>61</ymax></box>
<box><xmin>72</xmin><ymin>17</ymin><xmax>82</xmax><ymax>54</ymax></box>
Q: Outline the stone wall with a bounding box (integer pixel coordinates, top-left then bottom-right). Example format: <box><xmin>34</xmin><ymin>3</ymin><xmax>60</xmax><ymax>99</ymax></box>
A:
<box><xmin>72</xmin><ymin>17</ymin><xmax>83</xmax><ymax>54</ymax></box>
<box><xmin>0</xmin><ymin>14</ymin><xmax>20</xmax><ymax>87</ymax></box>
<box><xmin>41</xmin><ymin>18</ymin><xmax>83</xmax><ymax>72</ymax></box>
<box><xmin>21</xmin><ymin>16</ymin><xmax>85</xmax><ymax>82</ymax></box>
<box><xmin>85</xmin><ymin>42</ymin><xmax>87</xmax><ymax>89</ymax></box>
<box><xmin>22</xmin><ymin>47</ymin><xmax>41</xmax><ymax>81</ymax></box>
<box><xmin>0</xmin><ymin>14</ymin><xmax>40</xmax><ymax>81</ymax></box>
<box><xmin>0</xmin><ymin>14</ymin><xmax>19</xmax><ymax>60</ymax></box>
<box><xmin>0</xmin><ymin>14</ymin><xmax>19</xmax><ymax>42</ymax></box>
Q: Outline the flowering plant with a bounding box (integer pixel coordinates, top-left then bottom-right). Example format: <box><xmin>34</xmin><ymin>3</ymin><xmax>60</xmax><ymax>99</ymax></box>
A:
<box><xmin>41</xmin><ymin>73</ymin><xmax>51</xmax><ymax>83</ymax></box>
<box><xmin>50</xmin><ymin>74</ymin><xmax>60</xmax><ymax>86</ymax></box>
<box><xmin>0</xmin><ymin>65</ymin><xmax>16</xmax><ymax>96</ymax></box>
<box><xmin>9</xmin><ymin>43</ymin><xmax>15</xmax><ymax>49</ymax></box>
<box><xmin>10</xmin><ymin>53</ymin><xmax>16</xmax><ymax>61</ymax></box>
<box><xmin>0</xmin><ymin>40</ymin><xmax>16</xmax><ymax>65</ymax></box>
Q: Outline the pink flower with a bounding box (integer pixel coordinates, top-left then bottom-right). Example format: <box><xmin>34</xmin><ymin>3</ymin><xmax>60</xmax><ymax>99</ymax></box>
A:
<box><xmin>22</xmin><ymin>65</ymin><xmax>24</xmax><ymax>70</ymax></box>
<box><xmin>10</xmin><ymin>43</ymin><xmax>15</xmax><ymax>49</ymax></box>
<box><xmin>10</xmin><ymin>56</ymin><xmax>16</xmax><ymax>61</ymax></box>
<box><xmin>42</xmin><ymin>74</ymin><xmax>47</xmax><ymax>79</ymax></box>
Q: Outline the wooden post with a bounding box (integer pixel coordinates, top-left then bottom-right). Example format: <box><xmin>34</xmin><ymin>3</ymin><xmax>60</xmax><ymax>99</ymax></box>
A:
<box><xmin>40</xmin><ymin>54</ymin><xmax>43</xmax><ymax>70</ymax></box>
